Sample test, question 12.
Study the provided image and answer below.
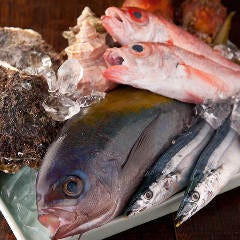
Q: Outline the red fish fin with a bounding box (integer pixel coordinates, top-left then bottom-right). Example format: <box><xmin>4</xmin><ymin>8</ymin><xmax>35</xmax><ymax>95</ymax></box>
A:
<box><xmin>103</xmin><ymin>66</ymin><xmax>129</xmax><ymax>83</ymax></box>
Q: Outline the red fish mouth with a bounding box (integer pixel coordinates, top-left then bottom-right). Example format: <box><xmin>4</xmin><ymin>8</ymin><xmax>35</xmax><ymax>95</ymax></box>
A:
<box><xmin>102</xmin><ymin>7</ymin><xmax>127</xmax><ymax>44</ymax></box>
<box><xmin>103</xmin><ymin>49</ymin><xmax>137</xmax><ymax>84</ymax></box>
<box><xmin>104</xmin><ymin>7</ymin><xmax>125</xmax><ymax>24</ymax></box>
<box><xmin>104</xmin><ymin>49</ymin><xmax>125</xmax><ymax>67</ymax></box>
<box><xmin>38</xmin><ymin>214</ymin><xmax>60</xmax><ymax>238</ymax></box>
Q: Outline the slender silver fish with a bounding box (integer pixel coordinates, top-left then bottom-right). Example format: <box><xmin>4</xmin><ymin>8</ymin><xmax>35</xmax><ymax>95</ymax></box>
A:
<box><xmin>127</xmin><ymin>119</ymin><xmax>214</xmax><ymax>215</ymax></box>
<box><xmin>176</xmin><ymin>119</ymin><xmax>240</xmax><ymax>226</ymax></box>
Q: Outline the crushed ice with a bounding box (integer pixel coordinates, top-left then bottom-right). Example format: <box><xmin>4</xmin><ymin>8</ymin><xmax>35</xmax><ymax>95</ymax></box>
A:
<box><xmin>214</xmin><ymin>41</ymin><xmax>240</xmax><ymax>63</ymax></box>
<box><xmin>195</xmin><ymin>99</ymin><xmax>233</xmax><ymax>129</ymax></box>
<box><xmin>230</xmin><ymin>94</ymin><xmax>240</xmax><ymax>134</ymax></box>
<box><xmin>37</xmin><ymin>57</ymin><xmax>105</xmax><ymax>121</ymax></box>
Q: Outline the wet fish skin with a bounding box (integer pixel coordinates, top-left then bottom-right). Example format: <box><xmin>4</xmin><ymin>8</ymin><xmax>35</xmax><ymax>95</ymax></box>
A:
<box><xmin>176</xmin><ymin>120</ymin><xmax>240</xmax><ymax>226</ymax></box>
<box><xmin>127</xmin><ymin>119</ymin><xmax>214</xmax><ymax>215</ymax></box>
<box><xmin>102</xmin><ymin>7</ymin><xmax>240</xmax><ymax>72</ymax></box>
<box><xmin>103</xmin><ymin>43</ymin><xmax>240</xmax><ymax>104</ymax></box>
<box><xmin>36</xmin><ymin>87</ymin><xmax>193</xmax><ymax>239</ymax></box>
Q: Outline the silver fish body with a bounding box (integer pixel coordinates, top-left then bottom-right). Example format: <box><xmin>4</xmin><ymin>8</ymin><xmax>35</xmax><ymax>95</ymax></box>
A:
<box><xmin>127</xmin><ymin>119</ymin><xmax>214</xmax><ymax>215</ymax></box>
<box><xmin>176</xmin><ymin>119</ymin><xmax>240</xmax><ymax>226</ymax></box>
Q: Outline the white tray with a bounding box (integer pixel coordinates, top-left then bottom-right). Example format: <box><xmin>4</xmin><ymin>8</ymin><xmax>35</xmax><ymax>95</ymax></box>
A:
<box><xmin>0</xmin><ymin>168</ymin><xmax>240</xmax><ymax>240</ymax></box>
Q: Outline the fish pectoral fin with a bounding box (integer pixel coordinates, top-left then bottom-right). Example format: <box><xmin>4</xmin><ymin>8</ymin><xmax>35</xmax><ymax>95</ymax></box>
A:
<box><xmin>120</xmin><ymin>116</ymin><xmax>159</xmax><ymax>172</ymax></box>
<box><xmin>119</xmin><ymin>102</ymin><xmax>192</xmax><ymax>192</ymax></box>
<box><xmin>120</xmin><ymin>112</ymin><xmax>173</xmax><ymax>182</ymax></box>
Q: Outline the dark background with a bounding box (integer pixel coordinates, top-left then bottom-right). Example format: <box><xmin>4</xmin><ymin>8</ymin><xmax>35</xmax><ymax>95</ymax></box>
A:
<box><xmin>0</xmin><ymin>1</ymin><xmax>239</xmax><ymax>240</ymax></box>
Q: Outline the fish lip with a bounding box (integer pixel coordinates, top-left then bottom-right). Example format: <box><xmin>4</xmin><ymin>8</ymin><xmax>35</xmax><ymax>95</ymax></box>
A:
<box><xmin>105</xmin><ymin>7</ymin><xmax>125</xmax><ymax>23</ymax></box>
<box><xmin>102</xmin><ymin>7</ymin><xmax>127</xmax><ymax>44</ymax></box>
<box><xmin>38</xmin><ymin>207</ymin><xmax>78</xmax><ymax>239</ymax></box>
<box><xmin>38</xmin><ymin>213</ymin><xmax>61</xmax><ymax>239</ymax></box>
<box><xmin>51</xmin><ymin>202</ymin><xmax>120</xmax><ymax>239</ymax></box>
<box><xmin>104</xmin><ymin>48</ymin><xmax>125</xmax><ymax>67</ymax></box>
<box><xmin>175</xmin><ymin>201</ymin><xmax>198</xmax><ymax>225</ymax></box>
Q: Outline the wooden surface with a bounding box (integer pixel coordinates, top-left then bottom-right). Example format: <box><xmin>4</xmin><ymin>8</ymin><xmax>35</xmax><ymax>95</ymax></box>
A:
<box><xmin>0</xmin><ymin>0</ymin><xmax>240</xmax><ymax>240</ymax></box>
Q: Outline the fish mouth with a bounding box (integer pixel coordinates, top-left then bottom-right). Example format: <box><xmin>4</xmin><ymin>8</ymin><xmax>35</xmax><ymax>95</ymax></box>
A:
<box><xmin>39</xmin><ymin>203</ymin><xmax>120</xmax><ymax>240</ymax></box>
<box><xmin>38</xmin><ymin>207</ymin><xmax>77</xmax><ymax>239</ymax></box>
<box><xmin>38</xmin><ymin>214</ymin><xmax>60</xmax><ymax>238</ymax></box>
<box><xmin>175</xmin><ymin>199</ymin><xmax>198</xmax><ymax>226</ymax></box>
<box><xmin>104</xmin><ymin>48</ymin><xmax>125</xmax><ymax>67</ymax></box>
<box><xmin>102</xmin><ymin>7</ymin><xmax>127</xmax><ymax>44</ymax></box>
<box><xmin>104</xmin><ymin>7</ymin><xmax>125</xmax><ymax>25</ymax></box>
<box><xmin>103</xmin><ymin>49</ymin><xmax>132</xmax><ymax>83</ymax></box>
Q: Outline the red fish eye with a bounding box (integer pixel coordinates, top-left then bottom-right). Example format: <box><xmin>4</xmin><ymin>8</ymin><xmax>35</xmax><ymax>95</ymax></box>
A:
<box><xmin>127</xmin><ymin>8</ymin><xmax>147</xmax><ymax>24</ymax></box>
<box><xmin>133</xmin><ymin>11</ymin><xmax>142</xmax><ymax>19</ymax></box>
<box><xmin>63</xmin><ymin>176</ymin><xmax>83</xmax><ymax>198</ymax></box>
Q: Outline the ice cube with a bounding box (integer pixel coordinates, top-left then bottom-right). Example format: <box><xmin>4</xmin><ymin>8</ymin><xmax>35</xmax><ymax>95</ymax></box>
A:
<box><xmin>57</xmin><ymin>59</ymin><xmax>83</xmax><ymax>95</ymax></box>
<box><xmin>77</xmin><ymin>91</ymin><xmax>105</xmax><ymax>108</ymax></box>
<box><xmin>42</xmin><ymin>94</ymin><xmax>81</xmax><ymax>121</ymax></box>
<box><xmin>214</xmin><ymin>41</ymin><xmax>240</xmax><ymax>63</ymax></box>
<box><xmin>231</xmin><ymin>100</ymin><xmax>240</xmax><ymax>134</ymax></box>
<box><xmin>196</xmin><ymin>100</ymin><xmax>232</xmax><ymax>129</ymax></box>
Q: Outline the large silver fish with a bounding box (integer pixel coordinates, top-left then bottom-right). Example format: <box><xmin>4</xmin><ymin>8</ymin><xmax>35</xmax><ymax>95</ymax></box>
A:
<box><xmin>36</xmin><ymin>87</ymin><xmax>193</xmax><ymax>239</ymax></box>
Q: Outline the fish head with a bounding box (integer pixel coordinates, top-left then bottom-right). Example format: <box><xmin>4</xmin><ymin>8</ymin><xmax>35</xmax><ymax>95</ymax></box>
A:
<box><xmin>102</xmin><ymin>7</ymin><xmax>169</xmax><ymax>45</ymax></box>
<box><xmin>175</xmin><ymin>171</ymin><xmax>221</xmax><ymax>226</ymax></box>
<box><xmin>103</xmin><ymin>42</ymin><xmax>179</xmax><ymax>87</ymax></box>
<box><xmin>103</xmin><ymin>43</ymin><xmax>155</xmax><ymax>83</ymax></box>
<box><xmin>36</xmin><ymin>135</ymin><xmax>121</xmax><ymax>239</ymax></box>
<box><xmin>128</xmin><ymin>174</ymin><xmax>179</xmax><ymax>215</ymax></box>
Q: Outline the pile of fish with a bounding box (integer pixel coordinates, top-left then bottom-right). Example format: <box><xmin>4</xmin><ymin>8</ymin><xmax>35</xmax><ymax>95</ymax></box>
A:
<box><xmin>35</xmin><ymin>2</ymin><xmax>240</xmax><ymax>240</ymax></box>
<box><xmin>102</xmin><ymin>6</ymin><xmax>240</xmax><ymax>224</ymax></box>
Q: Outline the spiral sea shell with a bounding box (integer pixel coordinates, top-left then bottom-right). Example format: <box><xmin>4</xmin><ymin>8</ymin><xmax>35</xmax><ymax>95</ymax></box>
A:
<box><xmin>63</xmin><ymin>7</ymin><xmax>116</xmax><ymax>94</ymax></box>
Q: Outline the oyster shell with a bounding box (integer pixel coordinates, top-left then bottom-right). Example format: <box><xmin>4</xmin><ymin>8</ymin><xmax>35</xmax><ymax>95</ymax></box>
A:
<box><xmin>0</xmin><ymin>27</ymin><xmax>65</xmax><ymax>173</ymax></box>
<box><xmin>0</xmin><ymin>63</ymin><xmax>63</xmax><ymax>173</ymax></box>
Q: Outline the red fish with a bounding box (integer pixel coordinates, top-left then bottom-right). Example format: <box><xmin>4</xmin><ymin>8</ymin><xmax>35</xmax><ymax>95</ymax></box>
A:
<box><xmin>103</xmin><ymin>43</ymin><xmax>240</xmax><ymax>104</ymax></box>
<box><xmin>101</xmin><ymin>7</ymin><xmax>240</xmax><ymax>72</ymax></box>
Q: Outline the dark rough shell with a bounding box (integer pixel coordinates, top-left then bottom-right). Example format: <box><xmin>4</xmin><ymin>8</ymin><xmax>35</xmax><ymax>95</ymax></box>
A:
<box><xmin>0</xmin><ymin>65</ymin><xmax>63</xmax><ymax>173</ymax></box>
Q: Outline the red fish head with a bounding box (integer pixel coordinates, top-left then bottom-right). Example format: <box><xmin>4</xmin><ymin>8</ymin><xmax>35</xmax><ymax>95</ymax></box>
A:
<box><xmin>102</xmin><ymin>7</ymin><xmax>170</xmax><ymax>46</ymax></box>
<box><xmin>103</xmin><ymin>43</ymin><xmax>160</xmax><ymax>86</ymax></box>
<box><xmin>102</xmin><ymin>7</ymin><xmax>152</xmax><ymax>45</ymax></box>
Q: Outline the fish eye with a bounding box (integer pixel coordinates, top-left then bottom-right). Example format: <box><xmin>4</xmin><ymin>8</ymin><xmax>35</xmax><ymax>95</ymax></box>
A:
<box><xmin>127</xmin><ymin>8</ymin><xmax>148</xmax><ymax>24</ymax></box>
<box><xmin>133</xmin><ymin>11</ymin><xmax>142</xmax><ymax>19</ymax></box>
<box><xmin>132</xmin><ymin>44</ymin><xmax>144</xmax><ymax>52</ymax></box>
<box><xmin>144</xmin><ymin>190</ymin><xmax>153</xmax><ymax>200</ymax></box>
<box><xmin>191</xmin><ymin>191</ymin><xmax>200</xmax><ymax>202</ymax></box>
<box><xmin>63</xmin><ymin>176</ymin><xmax>83</xmax><ymax>198</ymax></box>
